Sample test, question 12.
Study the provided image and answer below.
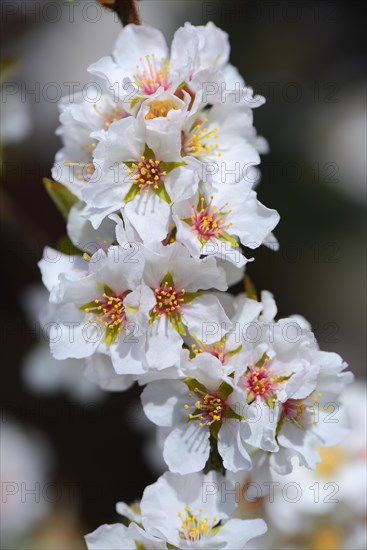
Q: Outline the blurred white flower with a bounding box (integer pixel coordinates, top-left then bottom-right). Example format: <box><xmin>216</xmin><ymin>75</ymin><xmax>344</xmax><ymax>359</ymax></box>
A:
<box><xmin>307</xmin><ymin>82</ymin><xmax>366</xmax><ymax>203</ymax></box>
<box><xmin>21</xmin><ymin>285</ymin><xmax>106</xmax><ymax>405</ymax></box>
<box><xmin>0</xmin><ymin>417</ymin><xmax>53</xmax><ymax>546</ymax></box>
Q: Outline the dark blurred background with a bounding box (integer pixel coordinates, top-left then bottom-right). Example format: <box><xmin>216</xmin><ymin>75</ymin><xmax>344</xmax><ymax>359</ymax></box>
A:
<box><xmin>1</xmin><ymin>0</ymin><xmax>366</xmax><ymax>541</ymax></box>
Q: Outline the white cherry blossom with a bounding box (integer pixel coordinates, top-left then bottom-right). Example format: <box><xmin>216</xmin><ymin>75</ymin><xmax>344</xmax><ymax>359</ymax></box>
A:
<box><xmin>173</xmin><ymin>184</ymin><xmax>279</xmax><ymax>266</ymax></box>
<box><xmin>38</xmin><ymin>245</ymin><xmax>155</xmax><ymax>376</ymax></box>
<box><xmin>81</xmin><ymin>116</ymin><xmax>196</xmax><ymax>242</ymax></box>
<box><xmin>86</xmin><ymin>471</ymin><xmax>267</xmax><ymax>549</ymax></box>
<box><xmin>52</xmin><ymin>88</ymin><xmax>129</xmax><ymax>200</ymax></box>
<box><xmin>141</xmin><ymin>241</ymin><xmax>230</xmax><ymax>371</ymax></box>
<box><xmin>141</xmin><ymin>354</ymin><xmax>252</xmax><ymax>474</ymax></box>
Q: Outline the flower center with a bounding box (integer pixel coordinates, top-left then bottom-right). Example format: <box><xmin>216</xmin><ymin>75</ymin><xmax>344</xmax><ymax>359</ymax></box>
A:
<box><xmin>93</xmin><ymin>102</ymin><xmax>127</xmax><ymax>130</ymax></box>
<box><xmin>81</xmin><ymin>290</ymin><xmax>129</xmax><ymax>343</ymax></box>
<box><xmin>66</xmin><ymin>142</ymin><xmax>96</xmax><ymax>182</ymax></box>
<box><xmin>152</xmin><ymin>281</ymin><xmax>186</xmax><ymax>317</ymax></box>
<box><xmin>178</xmin><ymin>507</ymin><xmax>217</xmax><ymax>542</ymax></box>
<box><xmin>191</xmin><ymin>339</ymin><xmax>227</xmax><ymax>364</ymax></box>
<box><xmin>184</xmin><ymin>388</ymin><xmax>225</xmax><ymax>427</ymax></box>
<box><xmin>282</xmin><ymin>398</ymin><xmax>305</xmax><ymax>425</ymax></box>
<box><xmin>145</xmin><ymin>99</ymin><xmax>179</xmax><ymax>120</ymax></box>
<box><xmin>243</xmin><ymin>359</ymin><xmax>283</xmax><ymax>404</ymax></box>
<box><xmin>134</xmin><ymin>54</ymin><xmax>171</xmax><ymax>95</ymax></box>
<box><xmin>191</xmin><ymin>196</ymin><xmax>232</xmax><ymax>240</ymax></box>
<box><xmin>183</xmin><ymin>118</ymin><xmax>221</xmax><ymax>158</ymax></box>
<box><xmin>128</xmin><ymin>155</ymin><xmax>166</xmax><ymax>193</ymax></box>
<box><xmin>282</xmin><ymin>389</ymin><xmax>324</xmax><ymax>429</ymax></box>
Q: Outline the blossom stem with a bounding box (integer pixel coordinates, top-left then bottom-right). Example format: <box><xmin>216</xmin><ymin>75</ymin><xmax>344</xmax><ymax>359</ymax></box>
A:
<box><xmin>204</xmin><ymin>435</ymin><xmax>225</xmax><ymax>475</ymax></box>
<box><xmin>97</xmin><ymin>0</ymin><xmax>141</xmax><ymax>26</ymax></box>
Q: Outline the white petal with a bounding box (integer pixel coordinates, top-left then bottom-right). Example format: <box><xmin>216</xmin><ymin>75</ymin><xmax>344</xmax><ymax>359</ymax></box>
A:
<box><xmin>146</xmin><ymin>316</ymin><xmax>183</xmax><ymax>369</ymax></box>
<box><xmin>184</xmin><ymin>294</ymin><xmax>231</xmax><ymax>344</ymax></box>
<box><xmin>163</xmin><ymin>422</ymin><xmax>210</xmax><ymax>474</ymax></box>
<box><xmin>113</xmin><ymin>25</ymin><xmax>169</xmax><ymax>75</ymax></box>
<box><xmin>213</xmin><ymin>518</ymin><xmax>267</xmax><ymax>549</ymax></box>
<box><xmin>141</xmin><ymin>380</ymin><xmax>187</xmax><ymax>428</ymax></box>
<box><xmin>218</xmin><ymin>419</ymin><xmax>252</xmax><ymax>472</ymax></box>
<box><xmin>84</xmin><ymin>354</ymin><xmax>135</xmax><ymax>392</ymax></box>
<box><xmin>124</xmin><ymin>192</ymin><xmax>171</xmax><ymax>244</ymax></box>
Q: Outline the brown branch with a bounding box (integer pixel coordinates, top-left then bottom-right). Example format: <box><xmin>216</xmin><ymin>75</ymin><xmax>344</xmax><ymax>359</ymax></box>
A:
<box><xmin>97</xmin><ymin>0</ymin><xmax>141</xmax><ymax>26</ymax></box>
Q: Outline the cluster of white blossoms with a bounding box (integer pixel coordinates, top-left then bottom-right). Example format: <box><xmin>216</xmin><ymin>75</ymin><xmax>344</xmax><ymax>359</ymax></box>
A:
<box><xmin>38</xmin><ymin>21</ymin><xmax>353</xmax><ymax>549</ymax></box>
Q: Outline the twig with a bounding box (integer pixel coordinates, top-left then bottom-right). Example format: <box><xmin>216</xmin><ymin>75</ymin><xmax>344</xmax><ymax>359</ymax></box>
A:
<box><xmin>97</xmin><ymin>0</ymin><xmax>141</xmax><ymax>26</ymax></box>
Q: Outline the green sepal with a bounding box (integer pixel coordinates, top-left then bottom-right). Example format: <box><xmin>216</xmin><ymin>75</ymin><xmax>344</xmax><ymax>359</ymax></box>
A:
<box><xmin>275</xmin><ymin>414</ymin><xmax>285</xmax><ymax>440</ymax></box>
<box><xmin>226</xmin><ymin>344</ymin><xmax>243</xmax><ymax>357</ymax></box>
<box><xmin>169</xmin><ymin>313</ymin><xmax>186</xmax><ymax>336</ymax></box>
<box><xmin>104</xmin><ymin>324</ymin><xmax>120</xmax><ymax>345</ymax></box>
<box><xmin>217</xmin><ymin>381</ymin><xmax>234</xmax><ymax>400</ymax></box>
<box><xmin>267</xmin><ymin>399</ymin><xmax>276</xmax><ymax>410</ymax></box>
<box><xmin>134</xmin><ymin>541</ymin><xmax>146</xmax><ymax>550</ymax></box>
<box><xmin>246</xmin><ymin>392</ymin><xmax>256</xmax><ymax>405</ymax></box>
<box><xmin>244</xmin><ymin>273</ymin><xmax>258</xmax><ymax>301</ymax></box>
<box><xmin>255</xmin><ymin>352</ymin><xmax>270</xmax><ymax>367</ymax></box>
<box><xmin>209</xmin><ymin>419</ymin><xmax>222</xmax><ymax>441</ymax></box>
<box><xmin>276</xmin><ymin>375</ymin><xmax>293</xmax><ymax>382</ymax></box>
<box><xmin>103</xmin><ymin>284</ymin><xmax>116</xmax><ymax>297</ymax></box>
<box><xmin>43</xmin><ymin>178</ymin><xmax>78</xmax><ymax>219</ymax></box>
<box><xmin>130</xmin><ymin>96</ymin><xmax>142</xmax><ymax>110</ymax></box>
<box><xmin>220</xmin><ymin>230</ymin><xmax>239</xmax><ymax>248</ymax></box>
<box><xmin>57</xmin><ymin>235</ymin><xmax>83</xmax><ymax>256</ymax></box>
<box><xmin>160</xmin><ymin>272</ymin><xmax>174</xmax><ymax>287</ymax></box>
<box><xmin>209</xmin><ymin>525</ymin><xmax>222</xmax><ymax>538</ymax></box>
<box><xmin>184</xmin><ymin>377</ymin><xmax>207</xmax><ymax>395</ymax></box>
<box><xmin>225</xmin><ymin>407</ymin><xmax>244</xmax><ymax>421</ymax></box>
<box><xmin>160</xmin><ymin>161</ymin><xmax>186</xmax><ymax>174</ymax></box>
<box><xmin>124</xmin><ymin>184</ymin><xmax>140</xmax><ymax>204</ymax></box>
<box><xmin>187</xmin><ymin>345</ymin><xmax>197</xmax><ymax>360</ymax></box>
<box><xmin>180</xmin><ymin>291</ymin><xmax>203</xmax><ymax>304</ymax></box>
<box><xmin>153</xmin><ymin>180</ymin><xmax>171</xmax><ymax>204</ymax></box>
<box><xmin>80</xmin><ymin>301</ymin><xmax>99</xmax><ymax>313</ymax></box>
<box><xmin>143</xmin><ymin>143</ymin><xmax>155</xmax><ymax>159</ymax></box>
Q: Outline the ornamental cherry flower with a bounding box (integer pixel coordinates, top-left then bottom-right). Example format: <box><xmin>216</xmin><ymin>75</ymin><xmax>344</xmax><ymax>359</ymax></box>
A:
<box><xmin>88</xmin><ymin>22</ymin><xmax>237</xmax><ymax>114</ymax></box>
<box><xmin>141</xmin><ymin>354</ymin><xmax>252</xmax><ymax>474</ymax></box>
<box><xmin>139</xmin><ymin>89</ymin><xmax>190</xmax><ymax>131</ymax></box>
<box><xmin>38</xmin><ymin>244</ymin><xmax>155</xmax><ymax>376</ymax></box>
<box><xmin>242</xmin><ymin>357</ymin><xmax>288</xmax><ymax>405</ymax></box>
<box><xmin>173</xmin><ymin>183</ymin><xmax>279</xmax><ymax>266</ymax></box>
<box><xmin>141</xmin><ymin>471</ymin><xmax>267</xmax><ymax>549</ymax></box>
<box><xmin>140</xmin><ymin>241</ymin><xmax>230</xmax><ymax>371</ymax></box>
<box><xmin>181</xmin><ymin>103</ymin><xmax>263</xmax><ymax>187</ymax></box>
<box><xmin>263</xmin><ymin>382</ymin><xmax>367</xmax><ymax>532</ymax></box>
<box><xmin>245</xmin><ymin>326</ymin><xmax>353</xmax><ymax>480</ymax></box>
<box><xmin>52</xmin><ymin>89</ymin><xmax>129</xmax><ymax>200</ymax></box>
<box><xmin>85</xmin><ymin>471</ymin><xmax>267</xmax><ymax>550</ymax></box>
<box><xmin>273</xmin><ymin>355</ymin><xmax>353</xmax><ymax>472</ymax></box>
<box><xmin>85</xmin><ymin>522</ymin><xmax>166</xmax><ymax>550</ymax></box>
<box><xmin>185</xmin><ymin>291</ymin><xmax>274</xmax><ymax>375</ymax></box>
<box><xmin>81</xmin><ymin>116</ymin><xmax>196</xmax><ymax>242</ymax></box>
<box><xmin>170</xmin><ymin>22</ymin><xmax>265</xmax><ymax>109</ymax></box>
<box><xmin>88</xmin><ymin>24</ymin><xmax>189</xmax><ymax>113</ymax></box>
<box><xmin>66</xmin><ymin>202</ymin><xmax>117</xmax><ymax>257</ymax></box>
